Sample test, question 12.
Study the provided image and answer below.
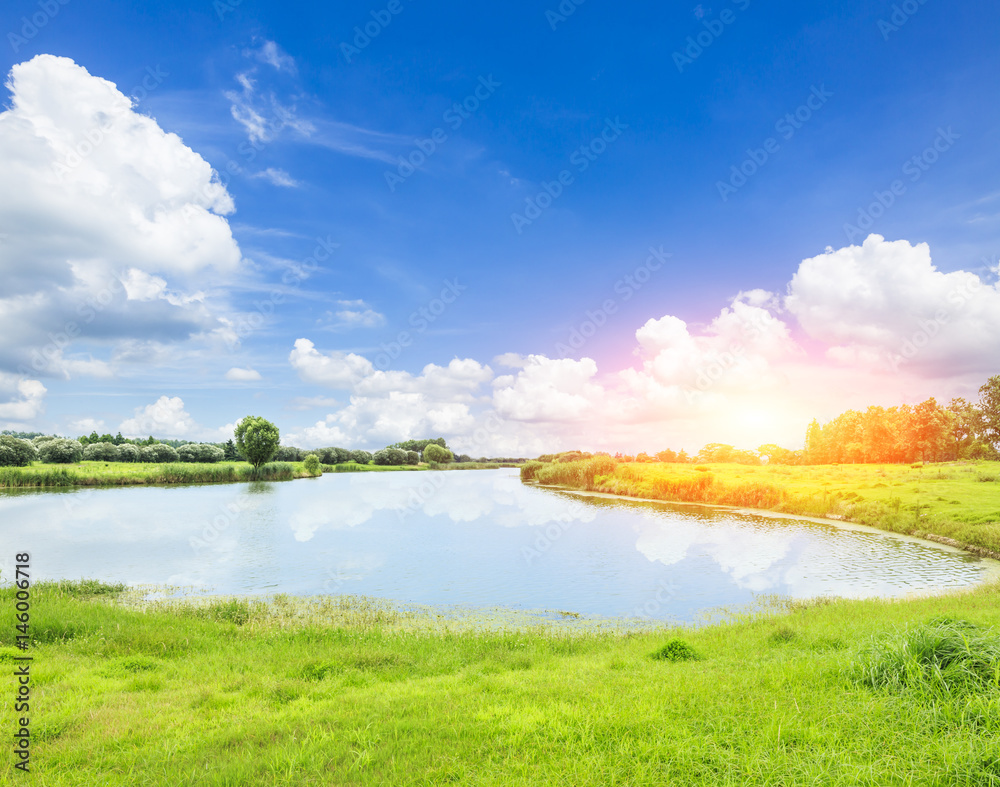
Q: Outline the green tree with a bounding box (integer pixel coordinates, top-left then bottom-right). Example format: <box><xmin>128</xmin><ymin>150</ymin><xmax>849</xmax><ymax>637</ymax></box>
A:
<box><xmin>979</xmin><ymin>375</ymin><xmax>1000</xmax><ymax>450</ymax></box>
<box><xmin>423</xmin><ymin>444</ymin><xmax>453</xmax><ymax>464</ymax></box>
<box><xmin>757</xmin><ymin>444</ymin><xmax>796</xmax><ymax>465</ymax></box>
<box><xmin>303</xmin><ymin>454</ymin><xmax>321</xmax><ymax>475</ymax></box>
<box><xmin>39</xmin><ymin>438</ymin><xmax>84</xmax><ymax>464</ymax></box>
<box><xmin>83</xmin><ymin>442</ymin><xmax>121</xmax><ymax>462</ymax></box>
<box><xmin>178</xmin><ymin>444</ymin><xmax>225</xmax><ymax>463</ymax></box>
<box><xmin>0</xmin><ymin>437</ymin><xmax>38</xmax><ymax>467</ymax></box>
<box><xmin>117</xmin><ymin>444</ymin><xmax>140</xmax><ymax>463</ymax></box>
<box><xmin>804</xmin><ymin>419</ymin><xmax>825</xmax><ymax>464</ymax></box>
<box><xmin>373</xmin><ymin>448</ymin><xmax>407</xmax><ymax>466</ymax></box>
<box><xmin>351</xmin><ymin>450</ymin><xmax>373</xmax><ymax>464</ymax></box>
<box><xmin>140</xmin><ymin>444</ymin><xmax>179</xmax><ymax>463</ymax></box>
<box><xmin>223</xmin><ymin>439</ymin><xmax>239</xmax><ymax>461</ymax></box>
<box><xmin>273</xmin><ymin>446</ymin><xmax>303</xmax><ymax>462</ymax></box>
<box><xmin>234</xmin><ymin>416</ymin><xmax>281</xmax><ymax>469</ymax></box>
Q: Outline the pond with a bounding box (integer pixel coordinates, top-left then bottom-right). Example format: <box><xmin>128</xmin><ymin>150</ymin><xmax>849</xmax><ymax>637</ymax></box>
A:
<box><xmin>1</xmin><ymin>468</ymin><xmax>996</xmax><ymax>623</ymax></box>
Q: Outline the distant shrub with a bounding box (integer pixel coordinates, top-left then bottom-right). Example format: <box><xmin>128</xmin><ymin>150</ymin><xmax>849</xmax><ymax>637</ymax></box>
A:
<box><xmin>303</xmin><ymin>454</ymin><xmax>321</xmax><ymax>475</ymax></box>
<box><xmin>651</xmin><ymin>639</ymin><xmax>703</xmax><ymax>662</ymax></box>
<box><xmin>0</xmin><ymin>436</ymin><xmax>38</xmax><ymax>467</ymax></box>
<box><xmin>38</xmin><ymin>438</ymin><xmax>84</xmax><ymax>464</ymax></box>
<box><xmin>116</xmin><ymin>444</ymin><xmax>140</xmax><ymax>463</ymax></box>
<box><xmin>405</xmin><ymin>450</ymin><xmax>420</xmax><ymax>465</ymax></box>
<box><xmin>273</xmin><ymin>446</ymin><xmax>303</xmax><ymax>462</ymax></box>
<box><xmin>83</xmin><ymin>442</ymin><xmax>120</xmax><ymax>462</ymax></box>
<box><xmin>177</xmin><ymin>444</ymin><xmax>225</xmax><ymax>463</ymax></box>
<box><xmin>140</xmin><ymin>444</ymin><xmax>179</xmax><ymax>463</ymax></box>
<box><xmin>351</xmin><ymin>450</ymin><xmax>373</xmax><ymax>465</ymax></box>
<box><xmin>31</xmin><ymin>435</ymin><xmax>56</xmax><ymax>448</ymax></box>
<box><xmin>317</xmin><ymin>447</ymin><xmax>353</xmax><ymax>464</ymax></box>
<box><xmin>373</xmin><ymin>448</ymin><xmax>407</xmax><ymax>466</ymax></box>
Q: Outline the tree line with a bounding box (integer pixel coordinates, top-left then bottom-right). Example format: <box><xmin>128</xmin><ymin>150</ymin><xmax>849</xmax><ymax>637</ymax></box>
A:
<box><xmin>0</xmin><ymin>418</ymin><xmax>467</xmax><ymax>469</ymax></box>
<box><xmin>541</xmin><ymin>375</ymin><xmax>1000</xmax><ymax>467</ymax></box>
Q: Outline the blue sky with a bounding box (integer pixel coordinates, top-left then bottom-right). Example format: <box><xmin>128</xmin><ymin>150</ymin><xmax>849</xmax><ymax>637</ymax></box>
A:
<box><xmin>1</xmin><ymin>0</ymin><xmax>999</xmax><ymax>454</ymax></box>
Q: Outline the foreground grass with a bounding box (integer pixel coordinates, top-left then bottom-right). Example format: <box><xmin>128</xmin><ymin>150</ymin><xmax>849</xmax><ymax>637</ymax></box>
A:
<box><xmin>1</xmin><ymin>580</ymin><xmax>1000</xmax><ymax>785</ymax></box>
<box><xmin>0</xmin><ymin>461</ymin><xmax>314</xmax><ymax>489</ymax></box>
<box><xmin>524</xmin><ymin>459</ymin><xmax>1000</xmax><ymax>556</ymax></box>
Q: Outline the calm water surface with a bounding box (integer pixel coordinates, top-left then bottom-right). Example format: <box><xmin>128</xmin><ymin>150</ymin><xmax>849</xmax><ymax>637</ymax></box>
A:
<box><xmin>1</xmin><ymin>469</ymin><xmax>995</xmax><ymax>622</ymax></box>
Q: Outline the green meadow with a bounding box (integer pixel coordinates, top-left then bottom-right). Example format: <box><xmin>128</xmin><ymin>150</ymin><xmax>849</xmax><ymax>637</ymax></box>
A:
<box><xmin>522</xmin><ymin>459</ymin><xmax>1000</xmax><ymax>556</ymax></box>
<box><xmin>1</xmin><ymin>580</ymin><xmax>1000</xmax><ymax>785</ymax></box>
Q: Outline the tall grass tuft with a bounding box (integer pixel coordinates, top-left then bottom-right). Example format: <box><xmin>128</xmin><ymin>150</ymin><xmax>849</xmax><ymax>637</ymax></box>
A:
<box><xmin>851</xmin><ymin>618</ymin><xmax>1000</xmax><ymax>699</ymax></box>
<box><xmin>241</xmin><ymin>462</ymin><xmax>295</xmax><ymax>481</ymax></box>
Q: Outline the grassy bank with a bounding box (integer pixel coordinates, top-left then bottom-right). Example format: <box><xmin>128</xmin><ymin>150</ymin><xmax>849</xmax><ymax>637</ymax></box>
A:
<box><xmin>1</xmin><ymin>580</ymin><xmax>999</xmax><ymax>784</ymax></box>
<box><xmin>326</xmin><ymin>462</ymin><xmax>425</xmax><ymax>473</ymax></box>
<box><xmin>0</xmin><ymin>461</ymin><xmax>314</xmax><ymax>489</ymax></box>
<box><xmin>522</xmin><ymin>459</ymin><xmax>1000</xmax><ymax>555</ymax></box>
<box><xmin>0</xmin><ymin>459</ymin><xmax>519</xmax><ymax>488</ymax></box>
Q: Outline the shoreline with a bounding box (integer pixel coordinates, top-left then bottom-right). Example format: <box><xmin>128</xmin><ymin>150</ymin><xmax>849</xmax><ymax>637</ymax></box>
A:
<box><xmin>532</xmin><ymin>481</ymin><xmax>1000</xmax><ymax>568</ymax></box>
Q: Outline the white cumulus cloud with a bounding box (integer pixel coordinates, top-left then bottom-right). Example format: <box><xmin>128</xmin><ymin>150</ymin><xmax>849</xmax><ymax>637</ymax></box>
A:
<box><xmin>119</xmin><ymin>396</ymin><xmax>196</xmax><ymax>438</ymax></box>
<box><xmin>0</xmin><ymin>55</ymin><xmax>244</xmax><ymax>378</ymax></box>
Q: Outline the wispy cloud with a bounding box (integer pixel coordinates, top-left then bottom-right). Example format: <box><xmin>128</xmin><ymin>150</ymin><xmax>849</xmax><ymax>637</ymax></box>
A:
<box><xmin>252</xmin><ymin>167</ymin><xmax>300</xmax><ymax>187</ymax></box>
<box><xmin>307</xmin><ymin>119</ymin><xmax>408</xmax><ymax>164</ymax></box>
<box><xmin>318</xmin><ymin>300</ymin><xmax>387</xmax><ymax>331</ymax></box>
<box><xmin>246</xmin><ymin>40</ymin><xmax>297</xmax><ymax>74</ymax></box>
<box><xmin>225</xmin><ymin>71</ymin><xmax>315</xmax><ymax>144</ymax></box>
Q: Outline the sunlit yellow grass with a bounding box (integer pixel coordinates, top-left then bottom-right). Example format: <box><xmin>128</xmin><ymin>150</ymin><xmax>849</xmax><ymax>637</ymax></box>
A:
<box><xmin>523</xmin><ymin>459</ymin><xmax>1000</xmax><ymax>554</ymax></box>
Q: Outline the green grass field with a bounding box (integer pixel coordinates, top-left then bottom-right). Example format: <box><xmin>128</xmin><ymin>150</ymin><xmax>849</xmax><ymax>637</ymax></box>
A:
<box><xmin>1</xmin><ymin>580</ymin><xmax>999</xmax><ymax>785</ymax></box>
<box><xmin>0</xmin><ymin>460</ymin><xmax>314</xmax><ymax>489</ymax></box>
<box><xmin>523</xmin><ymin>459</ymin><xmax>1000</xmax><ymax>556</ymax></box>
